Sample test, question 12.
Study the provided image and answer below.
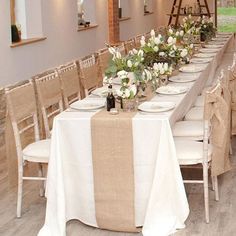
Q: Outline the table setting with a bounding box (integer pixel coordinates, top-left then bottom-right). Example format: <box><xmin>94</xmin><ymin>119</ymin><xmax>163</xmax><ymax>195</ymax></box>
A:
<box><xmin>38</xmin><ymin>16</ymin><xmax>234</xmax><ymax>236</ymax></box>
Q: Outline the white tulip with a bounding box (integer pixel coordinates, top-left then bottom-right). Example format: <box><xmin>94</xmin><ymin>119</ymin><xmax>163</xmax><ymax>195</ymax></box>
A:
<box><xmin>167</xmin><ymin>36</ymin><xmax>174</xmax><ymax>45</ymax></box>
<box><xmin>160</xmin><ymin>68</ymin><xmax>165</xmax><ymax>75</ymax></box>
<box><xmin>127</xmin><ymin>60</ymin><xmax>133</xmax><ymax>68</ymax></box>
<box><xmin>176</xmin><ymin>31</ymin><xmax>180</xmax><ymax>36</ymax></box>
<box><xmin>154</xmin><ymin>37</ymin><xmax>161</xmax><ymax>45</ymax></box>
<box><xmin>180</xmin><ymin>30</ymin><xmax>184</xmax><ymax>36</ymax></box>
<box><xmin>117</xmin><ymin>89</ymin><xmax>123</xmax><ymax>97</ymax></box>
<box><xmin>159</xmin><ymin>52</ymin><xmax>165</xmax><ymax>57</ymax></box>
<box><xmin>180</xmin><ymin>49</ymin><xmax>188</xmax><ymax>58</ymax></box>
<box><xmin>168</xmin><ymin>28</ymin><xmax>173</xmax><ymax>34</ymax></box>
<box><xmin>132</xmin><ymin>48</ymin><xmax>138</xmax><ymax>54</ymax></box>
<box><xmin>125</xmin><ymin>89</ymin><xmax>130</xmax><ymax>98</ymax></box>
<box><xmin>154</xmin><ymin>46</ymin><xmax>159</xmax><ymax>52</ymax></box>
<box><xmin>150</xmin><ymin>29</ymin><xmax>155</xmax><ymax>37</ymax></box>
<box><xmin>108</xmin><ymin>47</ymin><xmax>116</xmax><ymax>55</ymax></box>
<box><xmin>130</xmin><ymin>85</ymin><xmax>137</xmax><ymax>96</ymax></box>
<box><xmin>140</xmin><ymin>39</ymin><xmax>146</xmax><ymax>47</ymax></box>
<box><xmin>116</xmin><ymin>51</ymin><xmax>121</xmax><ymax>59</ymax></box>
<box><xmin>164</xmin><ymin>63</ymin><xmax>168</xmax><ymax>71</ymax></box>
<box><xmin>138</xmin><ymin>49</ymin><xmax>144</xmax><ymax>57</ymax></box>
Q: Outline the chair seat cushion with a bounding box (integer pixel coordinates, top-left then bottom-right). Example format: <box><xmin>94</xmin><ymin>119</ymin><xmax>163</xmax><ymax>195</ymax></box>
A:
<box><xmin>174</xmin><ymin>139</ymin><xmax>212</xmax><ymax>165</ymax></box>
<box><xmin>23</xmin><ymin>139</ymin><xmax>50</xmax><ymax>163</ymax></box>
<box><xmin>184</xmin><ymin>107</ymin><xmax>204</xmax><ymax>121</ymax></box>
<box><xmin>173</xmin><ymin>121</ymin><xmax>204</xmax><ymax>140</ymax></box>
<box><xmin>194</xmin><ymin>95</ymin><xmax>204</xmax><ymax>107</ymax></box>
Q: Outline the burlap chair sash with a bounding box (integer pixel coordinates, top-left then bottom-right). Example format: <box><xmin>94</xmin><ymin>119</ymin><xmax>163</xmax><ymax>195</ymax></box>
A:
<box><xmin>97</xmin><ymin>49</ymin><xmax>112</xmax><ymax>76</ymax></box>
<box><xmin>229</xmin><ymin>69</ymin><xmax>236</xmax><ymax>134</ymax></box>
<box><xmin>35</xmin><ymin>72</ymin><xmax>62</xmax><ymax>108</ymax></box>
<box><xmin>204</xmin><ymin>85</ymin><xmax>231</xmax><ymax>176</ymax></box>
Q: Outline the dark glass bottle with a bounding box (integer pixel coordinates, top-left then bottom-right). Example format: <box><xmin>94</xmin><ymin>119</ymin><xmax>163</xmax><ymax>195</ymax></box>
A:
<box><xmin>106</xmin><ymin>85</ymin><xmax>115</xmax><ymax>111</ymax></box>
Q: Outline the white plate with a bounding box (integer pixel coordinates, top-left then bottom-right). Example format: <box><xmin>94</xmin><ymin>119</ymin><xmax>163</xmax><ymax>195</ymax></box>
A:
<box><xmin>204</xmin><ymin>44</ymin><xmax>223</xmax><ymax>49</ymax></box>
<box><xmin>211</xmin><ymin>37</ymin><xmax>227</xmax><ymax>42</ymax></box>
<box><xmin>199</xmin><ymin>48</ymin><xmax>219</xmax><ymax>53</ymax></box>
<box><xmin>194</xmin><ymin>53</ymin><xmax>216</xmax><ymax>58</ymax></box>
<box><xmin>70</xmin><ymin>99</ymin><xmax>105</xmax><ymax>111</ymax></box>
<box><xmin>190</xmin><ymin>58</ymin><xmax>212</xmax><ymax>64</ymax></box>
<box><xmin>156</xmin><ymin>85</ymin><xmax>188</xmax><ymax>95</ymax></box>
<box><xmin>208</xmin><ymin>41</ymin><xmax>225</xmax><ymax>45</ymax></box>
<box><xmin>138</xmin><ymin>101</ymin><xmax>175</xmax><ymax>113</ymax></box>
<box><xmin>179</xmin><ymin>64</ymin><xmax>205</xmax><ymax>73</ymax></box>
<box><xmin>91</xmin><ymin>87</ymin><xmax>117</xmax><ymax>97</ymax></box>
<box><xmin>169</xmin><ymin>75</ymin><xmax>197</xmax><ymax>83</ymax></box>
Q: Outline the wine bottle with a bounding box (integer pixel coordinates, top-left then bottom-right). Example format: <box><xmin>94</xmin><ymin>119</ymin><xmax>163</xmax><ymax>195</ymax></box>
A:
<box><xmin>106</xmin><ymin>85</ymin><xmax>115</xmax><ymax>111</ymax></box>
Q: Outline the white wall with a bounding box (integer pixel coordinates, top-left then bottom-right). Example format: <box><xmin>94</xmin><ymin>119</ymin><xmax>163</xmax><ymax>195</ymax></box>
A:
<box><xmin>0</xmin><ymin>0</ymin><xmax>215</xmax><ymax>87</ymax></box>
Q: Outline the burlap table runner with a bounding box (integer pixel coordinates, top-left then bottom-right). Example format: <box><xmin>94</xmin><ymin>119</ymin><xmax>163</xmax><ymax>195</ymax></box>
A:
<box><xmin>91</xmin><ymin>85</ymin><xmax>154</xmax><ymax>232</ymax></box>
<box><xmin>204</xmin><ymin>85</ymin><xmax>231</xmax><ymax>177</ymax></box>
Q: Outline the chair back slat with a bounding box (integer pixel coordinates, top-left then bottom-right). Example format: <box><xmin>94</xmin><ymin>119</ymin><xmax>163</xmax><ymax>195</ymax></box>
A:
<box><xmin>58</xmin><ymin>61</ymin><xmax>81</xmax><ymax>108</ymax></box>
<box><xmin>97</xmin><ymin>48</ymin><xmax>112</xmax><ymax>77</ymax></box>
<box><xmin>34</xmin><ymin>70</ymin><xmax>63</xmax><ymax>138</ymax></box>
<box><xmin>79</xmin><ymin>54</ymin><xmax>100</xmax><ymax>96</ymax></box>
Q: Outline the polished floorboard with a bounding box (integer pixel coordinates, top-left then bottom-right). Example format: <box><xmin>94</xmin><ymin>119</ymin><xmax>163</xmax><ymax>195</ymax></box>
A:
<box><xmin>1</xmin><ymin>50</ymin><xmax>236</xmax><ymax>236</ymax></box>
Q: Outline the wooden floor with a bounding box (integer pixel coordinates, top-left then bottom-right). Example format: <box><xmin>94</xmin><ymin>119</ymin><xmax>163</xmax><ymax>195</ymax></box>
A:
<box><xmin>1</xmin><ymin>49</ymin><xmax>236</xmax><ymax>236</ymax></box>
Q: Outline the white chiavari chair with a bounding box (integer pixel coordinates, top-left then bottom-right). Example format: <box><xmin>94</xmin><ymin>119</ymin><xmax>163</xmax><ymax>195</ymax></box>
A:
<box><xmin>174</xmin><ymin>83</ymin><xmax>229</xmax><ymax>223</ymax></box>
<box><xmin>5</xmin><ymin>81</ymin><xmax>50</xmax><ymax>218</ymax></box>
<box><xmin>34</xmin><ymin>70</ymin><xmax>64</xmax><ymax>139</ymax></box>
<box><xmin>57</xmin><ymin>61</ymin><xmax>81</xmax><ymax>108</ymax></box>
<box><xmin>134</xmin><ymin>34</ymin><xmax>144</xmax><ymax>48</ymax></box>
<box><xmin>97</xmin><ymin>47</ymin><xmax>112</xmax><ymax>79</ymax></box>
<box><xmin>78</xmin><ymin>54</ymin><xmax>100</xmax><ymax>97</ymax></box>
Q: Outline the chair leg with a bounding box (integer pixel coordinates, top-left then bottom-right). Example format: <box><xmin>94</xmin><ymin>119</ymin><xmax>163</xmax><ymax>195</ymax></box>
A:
<box><xmin>38</xmin><ymin>163</ymin><xmax>45</xmax><ymax>197</ymax></box>
<box><xmin>203</xmin><ymin>164</ymin><xmax>209</xmax><ymax>223</ymax></box>
<box><xmin>230</xmin><ymin>142</ymin><xmax>233</xmax><ymax>155</ymax></box>
<box><xmin>17</xmin><ymin>172</ymin><xmax>23</xmax><ymax>218</ymax></box>
<box><xmin>211</xmin><ymin>176</ymin><xmax>215</xmax><ymax>191</ymax></box>
<box><xmin>213</xmin><ymin>176</ymin><xmax>219</xmax><ymax>201</ymax></box>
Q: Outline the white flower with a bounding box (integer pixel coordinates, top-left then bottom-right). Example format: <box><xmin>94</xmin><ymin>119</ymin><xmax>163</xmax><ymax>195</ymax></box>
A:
<box><xmin>173</xmin><ymin>45</ymin><xmax>177</xmax><ymax>51</ymax></box>
<box><xmin>180</xmin><ymin>49</ymin><xmax>188</xmax><ymax>58</ymax></box>
<box><xmin>154</xmin><ymin>46</ymin><xmax>159</xmax><ymax>52</ymax></box>
<box><xmin>117</xmin><ymin>70</ymin><xmax>128</xmax><ymax>79</ymax></box>
<box><xmin>130</xmin><ymin>85</ymin><xmax>137</xmax><ymax>96</ymax></box>
<box><xmin>153</xmin><ymin>63</ymin><xmax>159</xmax><ymax>71</ymax></box>
<box><xmin>190</xmin><ymin>44</ymin><xmax>194</xmax><ymax>49</ymax></box>
<box><xmin>138</xmin><ymin>49</ymin><xmax>144</xmax><ymax>57</ymax></box>
<box><xmin>180</xmin><ymin>30</ymin><xmax>184</xmax><ymax>36</ymax></box>
<box><xmin>141</xmin><ymin>36</ymin><xmax>146</xmax><ymax>41</ymax></box>
<box><xmin>154</xmin><ymin>37</ymin><xmax>161</xmax><ymax>45</ymax></box>
<box><xmin>116</xmin><ymin>51</ymin><xmax>121</xmax><ymax>59</ymax></box>
<box><xmin>168</xmin><ymin>28</ymin><xmax>173</xmax><ymax>34</ymax></box>
<box><xmin>134</xmin><ymin>62</ymin><xmax>139</xmax><ymax>67</ymax></box>
<box><xmin>140</xmin><ymin>39</ymin><xmax>146</xmax><ymax>47</ymax></box>
<box><xmin>127</xmin><ymin>60</ymin><xmax>133</xmax><ymax>68</ymax></box>
<box><xmin>176</xmin><ymin>31</ymin><xmax>180</xmax><ymax>36</ymax></box>
<box><xmin>150</xmin><ymin>29</ymin><xmax>155</xmax><ymax>37</ymax></box>
<box><xmin>147</xmin><ymin>43</ymin><xmax>151</xmax><ymax>47</ymax></box>
<box><xmin>132</xmin><ymin>48</ymin><xmax>138</xmax><ymax>54</ymax></box>
<box><xmin>159</xmin><ymin>52</ymin><xmax>165</xmax><ymax>57</ymax></box>
<box><xmin>164</xmin><ymin>63</ymin><xmax>168</xmax><ymax>71</ymax></box>
<box><xmin>125</xmin><ymin>89</ymin><xmax>130</xmax><ymax>98</ymax></box>
<box><xmin>143</xmin><ymin>69</ymin><xmax>152</xmax><ymax>81</ymax></box>
<box><xmin>116</xmin><ymin>89</ymin><xmax>123</xmax><ymax>97</ymax></box>
<box><xmin>167</xmin><ymin>36</ymin><xmax>174</xmax><ymax>45</ymax></box>
<box><xmin>160</xmin><ymin>68</ymin><xmax>165</xmax><ymax>75</ymax></box>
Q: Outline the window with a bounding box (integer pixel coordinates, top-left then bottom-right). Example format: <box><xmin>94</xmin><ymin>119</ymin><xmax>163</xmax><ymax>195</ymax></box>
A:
<box><xmin>77</xmin><ymin>0</ymin><xmax>97</xmax><ymax>28</ymax></box>
<box><xmin>118</xmin><ymin>0</ymin><xmax>131</xmax><ymax>20</ymax></box>
<box><xmin>10</xmin><ymin>0</ymin><xmax>44</xmax><ymax>44</ymax></box>
<box><xmin>144</xmin><ymin>0</ymin><xmax>153</xmax><ymax>14</ymax></box>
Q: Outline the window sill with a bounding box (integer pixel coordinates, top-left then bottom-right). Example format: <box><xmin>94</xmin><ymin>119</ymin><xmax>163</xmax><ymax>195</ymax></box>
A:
<box><xmin>144</xmin><ymin>12</ymin><xmax>154</xmax><ymax>16</ymax></box>
<box><xmin>10</xmin><ymin>37</ymin><xmax>47</xmax><ymax>48</ymax></box>
<box><xmin>78</xmin><ymin>24</ymin><xmax>98</xmax><ymax>32</ymax></box>
<box><xmin>119</xmin><ymin>17</ymin><xmax>131</xmax><ymax>22</ymax></box>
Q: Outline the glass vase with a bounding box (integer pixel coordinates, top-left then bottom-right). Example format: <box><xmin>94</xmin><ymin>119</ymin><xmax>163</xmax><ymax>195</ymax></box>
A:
<box><xmin>122</xmin><ymin>98</ymin><xmax>137</xmax><ymax>112</ymax></box>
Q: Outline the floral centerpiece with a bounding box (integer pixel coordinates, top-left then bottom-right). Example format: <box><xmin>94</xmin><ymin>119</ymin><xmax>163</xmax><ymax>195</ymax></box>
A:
<box><xmin>104</xmin><ymin>46</ymin><xmax>153</xmax><ymax>109</ymax></box>
<box><xmin>140</xmin><ymin>29</ymin><xmax>192</xmax><ymax>68</ymax></box>
<box><xmin>196</xmin><ymin>16</ymin><xmax>216</xmax><ymax>42</ymax></box>
<box><xmin>180</xmin><ymin>15</ymin><xmax>200</xmax><ymax>44</ymax></box>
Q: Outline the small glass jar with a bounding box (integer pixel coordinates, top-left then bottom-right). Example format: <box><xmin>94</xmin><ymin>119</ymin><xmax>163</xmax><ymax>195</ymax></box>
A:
<box><xmin>122</xmin><ymin>98</ymin><xmax>137</xmax><ymax>112</ymax></box>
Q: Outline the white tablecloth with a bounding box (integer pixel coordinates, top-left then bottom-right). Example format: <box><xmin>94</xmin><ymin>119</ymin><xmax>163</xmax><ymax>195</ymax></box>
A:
<box><xmin>38</xmin><ymin>35</ymin><xmax>233</xmax><ymax>236</ymax></box>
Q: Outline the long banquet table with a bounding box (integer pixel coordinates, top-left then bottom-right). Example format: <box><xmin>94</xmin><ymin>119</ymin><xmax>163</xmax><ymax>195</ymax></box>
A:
<box><xmin>38</xmin><ymin>35</ymin><xmax>233</xmax><ymax>236</ymax></box>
